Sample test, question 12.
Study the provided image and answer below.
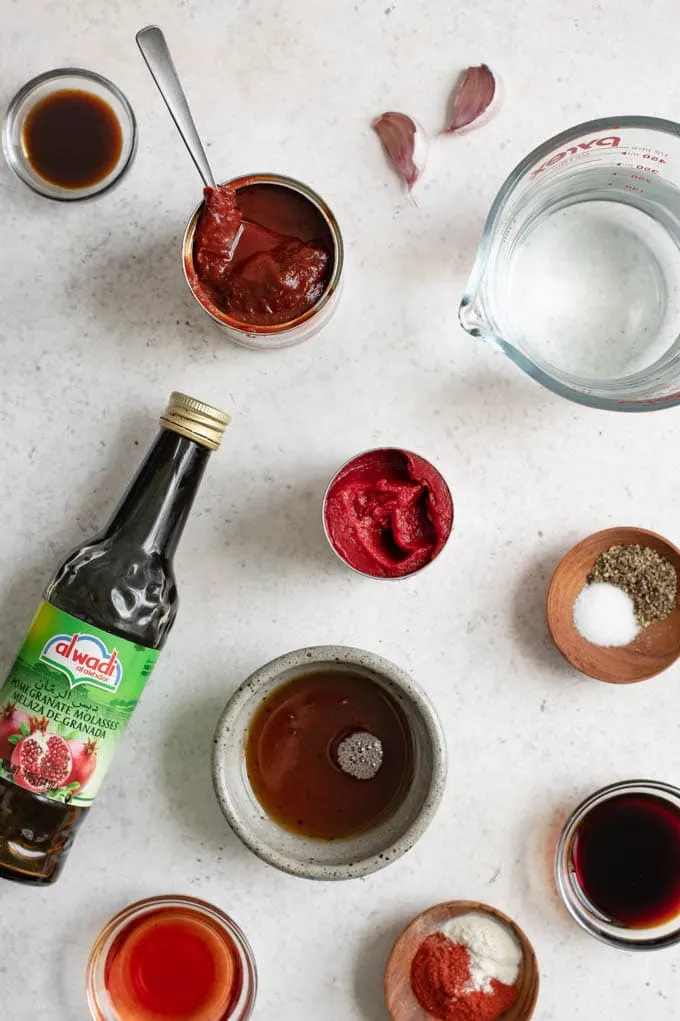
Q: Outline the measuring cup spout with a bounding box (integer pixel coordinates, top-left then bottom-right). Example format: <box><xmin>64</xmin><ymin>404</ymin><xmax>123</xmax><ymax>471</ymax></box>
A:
<box><xmin>458</xmin><ymin>293</ymin><xmax>490</xmax><ymax>338</ymax></box>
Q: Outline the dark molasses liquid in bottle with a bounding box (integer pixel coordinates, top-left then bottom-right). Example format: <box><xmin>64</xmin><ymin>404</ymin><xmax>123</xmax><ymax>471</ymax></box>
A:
<box><xmin>0</xmin><ymin>393</ymin><xmax>229</xmax><ymax>884</ymax></box>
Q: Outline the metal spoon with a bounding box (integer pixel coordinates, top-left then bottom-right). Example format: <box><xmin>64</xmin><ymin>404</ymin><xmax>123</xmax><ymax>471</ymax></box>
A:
<box><xmin>136</xmin><ymin>24</ymin><xmax>246</xmax><ymax>255</ymax></box>
<box><xmin>136</xmin><ymin>24</ymin><xmax>216</xmax><ymax>188</ymax></box>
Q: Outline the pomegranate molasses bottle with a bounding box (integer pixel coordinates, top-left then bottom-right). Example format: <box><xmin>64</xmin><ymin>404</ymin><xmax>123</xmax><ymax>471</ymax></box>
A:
<box><xmin>0</xmin><ymin>393</ymin><xmax>230</xmax><ymax>884</ymax></box>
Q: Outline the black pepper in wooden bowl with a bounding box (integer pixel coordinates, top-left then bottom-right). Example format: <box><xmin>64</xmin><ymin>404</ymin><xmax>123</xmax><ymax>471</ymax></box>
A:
<box><xmin>588</xmin><ymin>544</ymin><xmax>677</xmax><ymax>628</ymax></box>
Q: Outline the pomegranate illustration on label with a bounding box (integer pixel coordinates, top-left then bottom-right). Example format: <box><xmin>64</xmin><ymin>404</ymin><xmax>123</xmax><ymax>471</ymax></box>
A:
<box><xmin>7</xmin><ymin>720</ymin><xmax>99</xmax><ymax>796</ymax></box>
<box><xmin>10</xmin><ymin>729</ymin><xmax>73</xmax><ymax>793</ymax></box>
<box><xmin>66</xmin><ymin>739</ymin><xmax>98</xmax><ymax>792</ymax></box>
<box><xmin>0</xmin><ymin>703</ymin><xmax>31</xmax><ymax>762</ymax></box>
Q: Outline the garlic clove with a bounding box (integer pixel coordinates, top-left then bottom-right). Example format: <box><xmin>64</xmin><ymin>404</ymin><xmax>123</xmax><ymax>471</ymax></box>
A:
<box><xmin>442</xmin><ymin>64</ymin><xmax>497</xmax><ymax>134</ymax></box>
<box><xmin>372</xmin><ymin>112</ymin><xmax>429</xmax><ymax>192</ymax></box>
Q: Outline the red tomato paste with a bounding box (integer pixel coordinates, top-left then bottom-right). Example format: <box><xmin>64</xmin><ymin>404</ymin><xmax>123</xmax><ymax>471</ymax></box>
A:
<box><xmin>324</xmin><ymin>449</ymin><xmax>453</xmax><ymax>578</ymax></box>
<box><xmin>192</xmin><ymin>183</ymin><xmax>332</xmax><ymax>327</ymax></box>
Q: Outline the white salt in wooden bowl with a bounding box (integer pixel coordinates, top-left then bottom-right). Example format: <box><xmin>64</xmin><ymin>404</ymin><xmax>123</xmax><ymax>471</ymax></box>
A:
<box><xmin>546</xmin><ymin>527</ymin><xmax>680</xmax><ymax>684</ymax></box>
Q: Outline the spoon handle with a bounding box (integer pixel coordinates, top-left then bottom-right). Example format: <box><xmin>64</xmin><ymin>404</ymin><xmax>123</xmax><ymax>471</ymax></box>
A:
<box><xmin>136</xmin><ymin>24</ymin><xmax>216</xmax><ymax>189</ymax></box>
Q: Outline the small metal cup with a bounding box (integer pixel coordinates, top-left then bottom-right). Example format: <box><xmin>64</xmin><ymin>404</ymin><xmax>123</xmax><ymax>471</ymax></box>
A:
<box><xmin>322</xmin><ymin>448</ymin><xmax>454</xmax><ymax>580</ymax></box>
<box><xmin>183</xmin><ymin>172</ymin><xmax>344</xmax><ymax>350</ymax></box>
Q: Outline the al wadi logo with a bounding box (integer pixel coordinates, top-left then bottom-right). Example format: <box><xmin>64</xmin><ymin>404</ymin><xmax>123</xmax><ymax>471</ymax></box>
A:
<box><xmin>40</xmin><ymin>633</ymin><xmax>123</xmax><ymax>692</ymax></box>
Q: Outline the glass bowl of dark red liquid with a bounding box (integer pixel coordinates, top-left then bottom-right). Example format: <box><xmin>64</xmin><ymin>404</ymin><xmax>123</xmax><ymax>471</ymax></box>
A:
<box><xmin>555</xmin><ymin>780</ymin><xmax>680</xmax><ymax>949</ymax></box>
<box><xmin>183</xmin><ymin>173</ymin><xmax>344</xmax><ymax>350</ymax></box>
<box><xmin>3</xmin><ymin>68</ymin><xmax>136</xmax><ymax>200</ymax></box>
<box><xmin>87</xmin><ymin>894</ymin><xmax>257</xmax><ymax>1020</ymax></box>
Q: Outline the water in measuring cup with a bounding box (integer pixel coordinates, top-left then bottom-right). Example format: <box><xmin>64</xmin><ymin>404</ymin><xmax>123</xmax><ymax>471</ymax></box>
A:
<box><xmin>505</xmin><ymin>169</ymin><xmax>680</xmax><ymax>379</ymax></box>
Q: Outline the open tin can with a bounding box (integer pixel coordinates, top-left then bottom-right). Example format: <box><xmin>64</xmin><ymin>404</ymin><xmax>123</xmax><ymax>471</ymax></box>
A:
<box><xmin>183</xmin><ymin>172</ymin><xmax>344</xmax><ymax>350</ymax></box>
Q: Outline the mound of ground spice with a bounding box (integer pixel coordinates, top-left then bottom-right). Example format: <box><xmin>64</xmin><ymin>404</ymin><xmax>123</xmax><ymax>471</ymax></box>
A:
<box><xmin>588</xmin><ymin>544</ymin><xmax>677</xmax><ymax>628</ymax></box>
<box><xmin>410</xmin><ymin>913</ymin><xmax>521</xmax><ymax>1021</ymax></box>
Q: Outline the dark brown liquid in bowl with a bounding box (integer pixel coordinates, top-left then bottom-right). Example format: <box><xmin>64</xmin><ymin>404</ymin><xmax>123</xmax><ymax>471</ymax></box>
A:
<box><xmin>22</xmin><ymin>89</ymin><xmax>123</xmax><ymax>189</ymax></box>
<box><xmin>246</xmin><ymin>669</ymin><xmax>414</xmax><ymax>840</ymax></box>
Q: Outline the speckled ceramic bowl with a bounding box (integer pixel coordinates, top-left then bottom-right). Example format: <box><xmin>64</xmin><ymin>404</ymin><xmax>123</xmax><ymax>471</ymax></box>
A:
<box><xmin>212</xmin><ymin>646</ymin><xmax>447</xmax><ymax>881</ymax></box>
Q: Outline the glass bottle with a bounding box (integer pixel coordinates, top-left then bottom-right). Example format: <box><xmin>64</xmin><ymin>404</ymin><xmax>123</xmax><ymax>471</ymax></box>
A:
<box><xmin>0</xmin><ymin>392</ymin><xmax>229</xmax><ymax>884</ymax></box>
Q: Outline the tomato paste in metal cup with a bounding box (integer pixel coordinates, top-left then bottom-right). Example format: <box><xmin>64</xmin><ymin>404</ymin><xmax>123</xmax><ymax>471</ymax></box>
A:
<box><xmin>184</xmin><ymin>173</ymin><xmax>344</xmax><ymax>350</ymax></box>
<box><xmin>323</xmin><ymin>448</ymin><xmax>454</xmax><ymax>579</ymax></box>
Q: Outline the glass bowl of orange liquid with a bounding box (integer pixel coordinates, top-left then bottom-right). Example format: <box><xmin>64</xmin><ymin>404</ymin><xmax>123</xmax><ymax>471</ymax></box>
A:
<box><xmin>87</xmin><ymin>894</ymin><xmax>257</xmax><ymax>1021</ymax></box>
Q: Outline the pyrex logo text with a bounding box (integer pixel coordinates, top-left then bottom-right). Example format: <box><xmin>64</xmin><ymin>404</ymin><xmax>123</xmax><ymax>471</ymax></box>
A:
<box><xmin>531</xmin><ymin>136</ymin><xmax>622</xmax><ymax>178</ymax></box>
<box><xmin>40</xmin><ymin>633</ymin><xmax>123</xmax><ymax>692</ymax></box>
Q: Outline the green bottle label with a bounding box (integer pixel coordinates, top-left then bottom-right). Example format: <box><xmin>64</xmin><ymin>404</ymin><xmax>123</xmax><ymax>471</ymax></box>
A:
<box><xmin>0</xmin><ymin>602</ymin><xmax>159</xmax><ymax>806</ymax></box>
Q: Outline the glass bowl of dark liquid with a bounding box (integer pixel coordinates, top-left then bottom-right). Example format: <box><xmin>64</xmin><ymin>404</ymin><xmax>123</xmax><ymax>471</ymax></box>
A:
<box><xmin>555</xmin><ymin>780</ymin><xmax>680</xmax><ymax>949</ymax></box>
<box><xmin>3</xmin><ymin>68</ymin><xmax>136</xmax><ymax>200</ymax></box>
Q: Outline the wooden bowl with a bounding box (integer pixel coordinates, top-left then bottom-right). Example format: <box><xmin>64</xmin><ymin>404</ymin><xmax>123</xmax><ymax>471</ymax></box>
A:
<box><xmin>546</xmin><ymin>527</ymin><xmax>680</xmax><ymax>684</ymax></box>
<box><xmin>384</xmin><ymin>900</ymin><xmax>539</xmax><ymax>1021</ymax></box>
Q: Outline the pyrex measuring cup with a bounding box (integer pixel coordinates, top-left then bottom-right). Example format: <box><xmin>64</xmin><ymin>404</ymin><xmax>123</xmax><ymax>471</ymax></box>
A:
<box><xmin>460</xmin><ymin>117</ymin><xmax>680</xmax><ymax>411</ymax></box>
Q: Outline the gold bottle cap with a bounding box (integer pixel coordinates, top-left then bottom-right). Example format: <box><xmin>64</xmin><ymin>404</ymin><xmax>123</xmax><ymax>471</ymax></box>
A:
<box><xmin>160</xmin><ymin>392</ymin><xmax>231</xmax><ymax>451</ymax></box>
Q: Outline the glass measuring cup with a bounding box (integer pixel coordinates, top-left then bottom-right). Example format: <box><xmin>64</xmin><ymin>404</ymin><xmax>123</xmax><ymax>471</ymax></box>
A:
<box><xmin>460</xmin><ymin>117</ymin><xmax>680</xmax><ymax>411</ymax></box>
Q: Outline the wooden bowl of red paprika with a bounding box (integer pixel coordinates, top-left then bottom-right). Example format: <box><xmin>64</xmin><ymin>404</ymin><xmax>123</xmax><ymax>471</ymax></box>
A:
<box><xmin>384</xmin><ymin>901</ymin><xmax>539</xmax><ymax>1021</ymax></box>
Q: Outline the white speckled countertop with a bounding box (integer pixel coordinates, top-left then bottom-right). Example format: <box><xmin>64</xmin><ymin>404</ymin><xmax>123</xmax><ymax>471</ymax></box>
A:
<box><xmin>2</xmin><ymin>0</ymin><xmax>680</xmax><ymax>1018</ymax></box>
